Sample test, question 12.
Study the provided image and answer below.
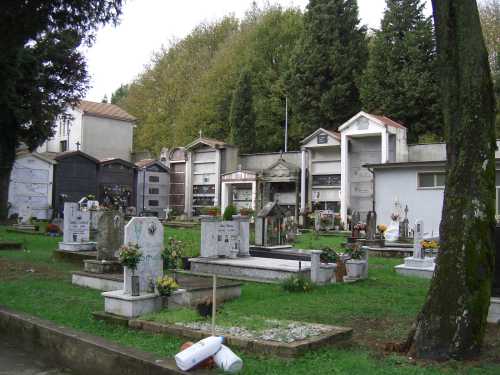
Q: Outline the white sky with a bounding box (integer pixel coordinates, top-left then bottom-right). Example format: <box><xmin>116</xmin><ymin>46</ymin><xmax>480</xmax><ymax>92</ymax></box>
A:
<box><xmin>84</xmin><ymin>0</ymin><xmax>432</xmax><ymax>102</ymax></box>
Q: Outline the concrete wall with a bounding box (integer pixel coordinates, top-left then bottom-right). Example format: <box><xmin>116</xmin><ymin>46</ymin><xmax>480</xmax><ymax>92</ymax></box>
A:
<box><xmin>408</xmin><ymin>143</ymin><xmax>446</xmax><ymax>162</ymax></box>
<box><xmin>374</xmin><ymin>166</ymin><xmax>445</xmax><ymax>236</ymax></box>
<box><xmin>240</xmin><ymin>151</ymin><xmax>301</xmax><ymax>171</ymax></box>
<box><xmin>82</xmin><ymin>115</ymin><xmax>133</xmax><ymax>161</ymax></box>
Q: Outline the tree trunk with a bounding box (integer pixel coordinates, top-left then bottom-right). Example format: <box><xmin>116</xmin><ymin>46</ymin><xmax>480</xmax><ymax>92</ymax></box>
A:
<box><xmin>0</xmin><ymin>113</ymin><xmax>17</xmax><ymax>221</ymax></box>
<box><xmin>405</xmin><ymin>0</ymin><xmax>497</xmax><ymax>360</ymax></box>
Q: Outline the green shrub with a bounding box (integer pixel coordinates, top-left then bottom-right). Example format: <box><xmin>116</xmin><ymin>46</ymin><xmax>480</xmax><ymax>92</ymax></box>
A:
<box><xmin>320</xmin><ymin>246</ymin><xmax>338</xmax><ymax>263</ymax></box>
<box><xmin>281</xmin><ymin>275</ymin><xmax>315</xmax><ymax>293</ymax></box>
<box><xmin>223</xmin><ymin>204</ymin><xmax>238</xmax><ymax>221</ymax></box>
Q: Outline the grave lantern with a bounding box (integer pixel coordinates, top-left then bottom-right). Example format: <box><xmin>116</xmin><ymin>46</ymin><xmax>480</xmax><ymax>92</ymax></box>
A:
<box><xmin>255</xmin><ymin>201</ymin><xmax>287</xmax><ymax>247</ymax></box>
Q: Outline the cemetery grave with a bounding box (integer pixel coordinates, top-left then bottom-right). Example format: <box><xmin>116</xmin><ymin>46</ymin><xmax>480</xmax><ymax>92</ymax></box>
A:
<box><xmin>1</xmin><ymin>225</ymin><xmax>500</xmax><ymax>373</ymax></box>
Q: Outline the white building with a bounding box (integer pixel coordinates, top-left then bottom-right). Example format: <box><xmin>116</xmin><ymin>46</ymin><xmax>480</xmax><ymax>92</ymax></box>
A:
<box><xmin>8</xmin><ymin>151</ymin><xmax>56</xmax><ymax>220</ymax></box>
<box><xmin>38</xmin><ymin>100</ymin><xmax>136</xmax><ymax>161</ymax></box>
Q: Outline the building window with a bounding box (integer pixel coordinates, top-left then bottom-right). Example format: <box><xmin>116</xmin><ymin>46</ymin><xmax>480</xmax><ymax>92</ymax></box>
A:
<box><xmin>317</xmin><ymin>133</ymin><xmax>328</xmax><ymax>144</ymax></box>
<box><xmin>193</xmin><ymin>185</ymin><xmax>215</xmax><ymax>195</ymax></box>
<box><xmin>417</xmin><ymin>172</ymin><xmax>446</xmax><ymax>188</ymax></box>
<box><xmin>148</xmin><ymin>200</ymin><xmax>159</xmax><ymax>207</ymax></box>
<box><xmin>149</xmin><ymin>187</ymin><xmax>159</xmax><ymax>195</ymax></box>
<box><xmin>312</xmin><ymin>174</ymin><xmax>341</xmax><ymax>187</ymax></box>
<box><xmin>149</xmin><ymin>175</ymin><xmax>160</xmax><ymax>183</ymax></box>
<box><xmin>60</xmin><ymin>140</ymin><xmax>67</xmax><ymax>152</ymax></box>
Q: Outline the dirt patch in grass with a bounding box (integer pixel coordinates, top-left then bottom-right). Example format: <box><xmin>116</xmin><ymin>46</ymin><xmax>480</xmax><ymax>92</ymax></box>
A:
<box><xmin>0</xmin><ymin>258</ymin><xmax>66</xmax><ymax>281</ymax></box>
<box><xmin>350</xmin><ymin>316</ymin><xmax>500</xmax><ymax>364</ymax></box>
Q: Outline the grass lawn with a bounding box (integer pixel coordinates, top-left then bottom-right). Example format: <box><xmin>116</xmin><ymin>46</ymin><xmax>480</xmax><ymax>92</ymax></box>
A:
<box><xmin>0</xmin><ymin>226</ymin><xmax>499</xmax><ymax>374</ymax></box>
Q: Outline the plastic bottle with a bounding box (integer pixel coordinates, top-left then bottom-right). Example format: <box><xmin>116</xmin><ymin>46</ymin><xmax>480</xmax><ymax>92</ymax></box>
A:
<box><xmin>175</xmin><ymin>336</ymin><xmax>224</xmax><ymax>371</ymax></box>
<box><xmin>213</xmin><ymin>344</ymin><xmax>243</xmax><ymax>373</ymax></box>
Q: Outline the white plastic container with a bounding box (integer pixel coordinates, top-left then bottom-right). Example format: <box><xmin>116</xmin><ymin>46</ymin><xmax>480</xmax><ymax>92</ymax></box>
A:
<box><xmin>175</xmin><ymin>336</ymin><xmax>223</xmax><ymax>371</ymax></box>
<box><xmin>214</xmin><ymin>344</ymin><xmax>243</xmax><ymax>373</ymax></box>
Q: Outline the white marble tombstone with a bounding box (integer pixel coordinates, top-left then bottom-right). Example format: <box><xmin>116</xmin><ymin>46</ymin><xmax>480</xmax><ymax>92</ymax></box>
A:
<box><xmin>413</xmin><ymin>219</ymin><xmax>424</xmax><ymax>259</ymax></box>
<box><xmin>200</xmin><ymin>217</ymin><xmax>242</xmax><ymax>258</ymax></box>
<box><xmin>63</xmin><ymin>202</ymin><xmax>90</xmax><ymax>243</ymax></box>
<box><xmin>123</xmin><ymin>217</ymin><xmax>164</xmax><ymax>294</ymax></box>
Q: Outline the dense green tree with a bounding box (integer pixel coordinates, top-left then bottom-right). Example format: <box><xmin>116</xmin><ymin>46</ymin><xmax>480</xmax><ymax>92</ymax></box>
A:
<box><xmin>360</xmin><ymin>0</ymin><xmax>442</xmax><ymax>142</ymax></box>
<box><xmin>403</xmin><ymin>0</ymin><xmax>496</xmax><ymax>359</ymax></box>
<box><xmin>125</xmin><ymin>5</ymin><xmax>303</xmax><ymax>154</ymax></box>
<box><xmin>229</xmin><ymin>69</ymin><xmax>256</xmax><ymax>153</ymax></box>
<box><xmin>0</xmin><ymin>1</ymin><xmax>122</xmax><ymax>219</ymax></box>
<box><xmin>287</xmin><ymin>0</ymin><xmax>368</xmax><ymax>135</ymax></box>
<box><xmin>111</xmin><ymin>84</ymin><xmax>129</xmax><ymax>105</ymax></box>
<box><xmin>122</xmin><ymin>17</ymin><xmax>239</xmax><ymax>154</ymax></box>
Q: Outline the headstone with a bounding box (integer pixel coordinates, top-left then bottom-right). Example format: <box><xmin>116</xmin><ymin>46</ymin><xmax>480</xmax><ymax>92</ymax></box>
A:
<box><xmin>96</xmin><ymin>210</ymin><xmax>124</xmax><ymax>261</ymax></box>
<box><xmin>234</xmin><ymin>215</ymin><xmax>250</xmax><ymax>257</ymax></box>
<box><xmin>200</xmin><ymin>217</ymin><xmax>241</xmax><ymax>258</ymax></box>
<box><xmin>63</xmin><ymin>202</ymin><xmax>90</xmax><ymax>243</ymax></box>
<box><xmin>399</xmin><ymin>205</ymin><xmax>410</xmax><ymax>240</ymax></box>
<box><xmin>310</xmin><ymin>250</ymin><xmax>322</xmax><ymax>284</ymax></box>
<box><xmin>123</xmin><ymin>217</ymin><xmax>163</xmax><ymax>294</ymax></box>
<box><xmin>366</xmin><ymin>211</ymin><xmax>377</xmax><ymax>241</ymax></box>
<box><xmin>412</xmin><ymin>219</ymin><xmax>424</xmax><ymax>259</ymax></box>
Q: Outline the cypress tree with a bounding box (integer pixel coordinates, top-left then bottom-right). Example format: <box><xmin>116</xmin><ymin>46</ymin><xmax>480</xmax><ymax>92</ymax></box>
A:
<box><xmin>287</xmin><ymin>0</ymin><xmax>368</xmax><ymax>135</ymax></box>
<box><xmin>229</xmin><ymin>69</ymin><xmax>256</xmax><ymax>153</ymax></box>
<box><xmin>360</xmin><ymin>0</ymin><xmax>442</xmax><ymax>142</ymax></box>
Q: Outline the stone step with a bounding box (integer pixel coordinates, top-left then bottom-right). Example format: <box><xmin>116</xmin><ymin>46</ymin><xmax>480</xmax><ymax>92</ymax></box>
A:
<box><xmin>189</xmin><ymin>256</ymin><xmax>311</xmax><ymax>283</ymax></box>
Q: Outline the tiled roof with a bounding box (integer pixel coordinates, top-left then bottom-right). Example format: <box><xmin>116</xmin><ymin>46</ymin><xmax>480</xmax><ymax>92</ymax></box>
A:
<box><xmin>185</xmin><ymin>137</ymin><xmax>234</xmax><ymax>150</ymax></box>
<box><xmin>135</xmin><ymin>159</ymin><xmax>157</xmax><ymax>168</ymax></box>
<box><xmin>371</xmin><ymin>114</ymin><xmax>406</xmax><ymax>129</ymax></box>
<box><xmin>78</xmin><ymin>100</ymin><xmax>136</xmax><ymax>122</ymax></box>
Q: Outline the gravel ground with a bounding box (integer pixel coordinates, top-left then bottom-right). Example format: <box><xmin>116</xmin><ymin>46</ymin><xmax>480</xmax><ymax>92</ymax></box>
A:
<box><xmin>177</xmin><ymin>320</ymin><xmax>334</xmax><ymax>343</ymax></box>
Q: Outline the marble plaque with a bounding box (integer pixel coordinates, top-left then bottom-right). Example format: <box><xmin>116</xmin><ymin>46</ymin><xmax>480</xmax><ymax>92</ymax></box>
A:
<box><xmin>124</xmin><ymin>217</ymin><xmax>164</xmax><ymax>294</ymax></box>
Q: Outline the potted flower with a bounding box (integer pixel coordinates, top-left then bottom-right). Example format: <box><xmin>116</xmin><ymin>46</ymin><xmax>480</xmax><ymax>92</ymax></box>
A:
<box><xmin>345</xmin><ymin>245</ymin><xmax>367</xmax><ymax>279</ymax></box>
<box><xmin>156</xmin><ymin>275</ymin><xmax>179</xmax><ymax>297</ymax></box>
<box><xmin>162</xmin><ymin>237</ymin><xmax>184</xmax><ymax>270</ymax></box>
<box><xmin>239</xmin><ymin>207</ymin><xmax>254</xmax><ymax>217</ymax></box>
<box><xmin>46</xmin><ymin>223</ymin><xmax>61</xmax><ymax>237</ymax></box>
<box><xmin>208</xmin><ymin>207</ymin><xmax>220</xmax><ymax>217</ymax></box>
<box><xmin>421</xmin><ymin>239</ymin><xmax>439</xmax><ymax>256</ymax></box>
<box><xmin>118</xmin><ymin>244</ymin><xmax>142</xmax><ymax>296</ymax></box>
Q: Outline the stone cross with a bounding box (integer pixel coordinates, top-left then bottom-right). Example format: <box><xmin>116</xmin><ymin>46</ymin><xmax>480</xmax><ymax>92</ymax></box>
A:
<box><xmin>123</xmin><ymin>217</ymin><xmax>164</xmax><ymax>294</ymax></box>
<box><xmin>96</xmin><ymin>210</ymin><xmax>124</xmax><ymax>261</ymax></box>
<box><xmin>413</xmin><ymin>219</ymin><xmax>424</xmax><ymax>259</ymax></box>
<box><xmin>63</xmin><ymin>202</ymin><xmax>90</xmax><ymax>243</ymax></box>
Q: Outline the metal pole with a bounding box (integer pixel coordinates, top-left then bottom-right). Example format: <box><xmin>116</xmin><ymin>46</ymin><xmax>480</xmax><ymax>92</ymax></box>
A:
<box><xmin>211</xmin><ymin>274</ymin><xmax>217</xmax><ymax>336</ymax></box>
<box><xmin>285</xmin><ymin>96</ymin><xmax>288</xmax><ymax>153</ymax></box>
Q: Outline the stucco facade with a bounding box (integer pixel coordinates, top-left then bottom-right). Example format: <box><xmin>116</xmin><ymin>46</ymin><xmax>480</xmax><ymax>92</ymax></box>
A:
<box><xmin>38</xmin><ymin>100</ymin><xmax>135</xmax><ymax>161</ymax></box>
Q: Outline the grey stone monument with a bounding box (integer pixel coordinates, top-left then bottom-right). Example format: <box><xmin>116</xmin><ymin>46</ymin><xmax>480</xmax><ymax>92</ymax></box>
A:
<box><xmin>58</xmin><ymin>202</ymin><xmax>96</xmax><ymax>251</ymax></box>
<box><xmin>123</xmin><ymin>217</ymin><xmax>164</xmax><ymax>294</ymax></box>
<box><xmin>365</xmin><ymin>211</ymin><xmax>377</xmax><ymax>241</ymax></box>
<box><xmin>83</xmin><ymin>210</ymin><xmax>124</xmax><ymax>274</ymax></box>
<box><xmin>399</xmin><ymin>205</ymin><xmax>411</xmax><ymax>241</ymax></box>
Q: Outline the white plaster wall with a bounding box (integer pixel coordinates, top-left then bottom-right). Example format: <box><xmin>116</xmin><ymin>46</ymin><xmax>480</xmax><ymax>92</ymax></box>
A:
<box><xmin>374</xmin><ymin>167</ymin><xmax>444</xmax><ymax>236</ymax></box>
<box><xmin>81</xmin><ymin>115</ymin><xmax>133</xmax><ymax>161</ymax></box>
<box><xmin>38</xmin><ymin>107</ymin><xmax>83</xmax><ymax>153</ymax></box>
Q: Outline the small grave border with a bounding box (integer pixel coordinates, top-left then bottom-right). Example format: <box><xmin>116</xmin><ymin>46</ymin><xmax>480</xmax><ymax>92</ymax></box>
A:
<box><xmin>128</xmin><ymin>319</ymin><xmax>352</xmax><ymax>358</ymax></box>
